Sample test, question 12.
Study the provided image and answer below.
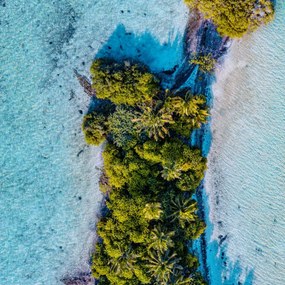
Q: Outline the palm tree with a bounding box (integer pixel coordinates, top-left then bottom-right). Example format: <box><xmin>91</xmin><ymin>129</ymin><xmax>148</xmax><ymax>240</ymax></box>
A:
<box><xmin>168</xmin><ymin>272</ymin><xmax>194</xmax><ymax>285</ymax></box>
<box><xmin>147</xmin><ymin>225</ymin><xmax>175</xmax><ymax>253</ymax></box>
<box><xmin>161</xmin><ymin>163</ymin><xmax>183</xmax><ymax>181</ymax></box>
<box><xmin>165</xmin><ymin>93</ymin><xmax>209</xmax><ymax>128</ymax></box>
<box><xmin>108</xmin><ymin>246</ymin><xmax>139</xmax><ymax>275</ymax></box>
<box><xmin>143</xmin><ymin>202</ymin><xmax>163</xmax><ymax>221</ymax></box>
<box><xmin>145</xmin><ymin>250</ymin><xmax>182</xmax><ymax>284</ymax></box>
<box><xmin>132</xmin><ymin>107</ymin><xmax>174</xmax><ymax>141</ymax></box>
<box><xmin>168</xmin><ymin>195</ymin><xmax>198</xmax><ymax>228</ymax></box>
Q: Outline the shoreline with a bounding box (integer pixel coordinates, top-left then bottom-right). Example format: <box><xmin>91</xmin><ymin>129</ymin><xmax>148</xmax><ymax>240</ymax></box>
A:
<box><xmin>178</xmin><ymin>12</ymin><xmax>231</xmax><ymax>282</ymax></box>
<box><xmin>204</xmin><ymin>3</ymin><xmax>285</xmax><ymax>282</ymax></box>
<box><xmin>71</xmin><ymin>10</ymin><xmax>231</xmax><ymax>285</ymax></box>
<box><xmin>64</xmin><ymin>2</ymin><xmax>279</xmax><ymax>284</ymax></box>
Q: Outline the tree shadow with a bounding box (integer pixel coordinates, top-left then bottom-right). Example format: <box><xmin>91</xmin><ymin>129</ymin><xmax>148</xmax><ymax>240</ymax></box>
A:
<box><xmin>173</xmin><ymin>18</ymin><xmax>229</xmax><ymax>99</ymax></box>
<box><xmin>199</xmin><ymin>188</ymin><xmax>255</xmax><ymax>285</ymax></box>
<box><xmin>95</xmin><ymin>23</ymin><xmax>185</xmax><ymax>88</ymax></box>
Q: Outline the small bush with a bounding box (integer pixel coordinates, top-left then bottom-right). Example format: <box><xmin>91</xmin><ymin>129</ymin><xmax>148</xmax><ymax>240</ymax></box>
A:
<box><xmin>191</xmin><ymin>54</ymin><xmax>216</xmax><ymax>73</ymax></box>
<box><xmin>82</xmin><ymin>112</ymin><xmax>107</xmax><ymax>145</ymax></box>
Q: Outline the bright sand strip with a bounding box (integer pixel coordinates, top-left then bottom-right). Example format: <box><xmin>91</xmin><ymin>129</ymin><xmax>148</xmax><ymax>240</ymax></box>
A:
<box><xmin>205</xmin><ymin>2</ymin><xmax>285</xmax><ymax>284</ymax></box>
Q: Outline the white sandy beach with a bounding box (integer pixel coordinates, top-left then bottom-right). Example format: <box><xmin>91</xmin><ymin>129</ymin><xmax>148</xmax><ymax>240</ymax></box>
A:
<box><xmin>205</xmin><ymin>2</ymin><xmax>285</xmax><ymax>283</ymax></box>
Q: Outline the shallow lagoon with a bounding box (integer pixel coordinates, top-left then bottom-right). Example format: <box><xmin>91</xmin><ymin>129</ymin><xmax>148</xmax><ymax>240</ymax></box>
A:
<box><xmin>0</xmin><ymin>1</ymin><xmax>187</xmax><ymax>284</ymax></box>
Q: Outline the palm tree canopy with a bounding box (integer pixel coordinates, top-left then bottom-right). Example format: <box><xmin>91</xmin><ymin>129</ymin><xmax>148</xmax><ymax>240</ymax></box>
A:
<box><xmin>132</xmin><ymin>107</ymin><xmax>174</xmax><ymax>141</ymax></box>
<box><xmin>108</xmin><ymin>246</ymin><xmax>139</xmax><ymax>274</ymax></box>
<box><xmin>143</xmin><ymin>202</ymin><xmax>163</xmax><ymax>221</ymax></box>
<box><xmin>164</xmin><ymin>93</ymin><xmax>209</xmax><ymax>128</ymax></box>
<box><xmin>147</xmin><ymin>225</ymin><xmax>175</xmax><ymax>253</ymax></box>
<box><xmin>169</xmin><ymin>195</ymin><xmax>198</xmax><ymax>227</ymax></box>
<box><xmin>145</xmin><ymin>250</ymin><xmax>182</xmax><ymax>284</ymax></box>
<box><xmin>161</xmin><ymin>164</ymin><xmax>182</xmax><ymax>181</ymax></box>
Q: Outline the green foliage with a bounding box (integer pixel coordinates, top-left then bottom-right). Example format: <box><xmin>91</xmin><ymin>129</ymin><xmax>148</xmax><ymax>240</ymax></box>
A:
<box><xmin>107</xmin><ymin>106</ymin><xmax>137</xmax><ymax>149</ymax></box>
<box><xmin>133</xmin><ymin>267</ymin><xmax>151</xmax><ymax>284</ymax></box>
<box><xmin>82</xmin><ymin>59</ymin><xmax>208</xmax><ymax>285</ymax></box>
<box><xmin>185</xmin><ymin>0</ymin><xmax>274</xmax><ymax>38</ymax></box>
<box><xmin>136</xmin><ymin>139</ymin><xmax>207</xmax><ymax>191</ymax></box>
<box><xmin>132</xmin><ymin>106</ymin><xmax>174</xmax><ymax>141</ymax></box>
<box><xmin>92</xmin><ymin>244</ymin><xmax>110</xmax><ymax>278</ymax></box>
<box><xmin>169</xmin><ymin>195</ymin><xmax>198</xmax><ymax>228</ymax></box>
<box><xmin>102</xmin><ymin>143</ymin><xmax>160</xmax><ymax>193</ymax></box>
<box><xmin>143</xmin><ymin>203</ymin><xmax>163</xmax><ymax>221</ymax></box>
<box><xmin>147</xmin><ymin>225</ymin><xmax>175</xmax><ymax>252</ymax></box>
<box><xmin>185</xmin><ymin>219</ymin><xmax>206</xmax><ymax>240</ymax></box>
<box><xmin>164</xmin><ymin>92</ymin><xmax>209</xmax><ymax>130</ymax></box>
<box><xmin>82</xmin><ymin>112</ymin><xmax>107</xmax><ymax>145</ymax></box>
<box><xmin>145</xmin><ymin>250</ymin><xmax>182</xmax><ymax>284</ymax></box>
<box><xmin>90</xmin><ymin>58</ymin><xmax>160</xmax><ymax>106</ymax></box>
<box><xmin>191</xmin><ymin>54</ymin><xmax>216</xmax><ymax>73</ymax></box>
<box><xmin>176</xmin><ymin>171</ymin><xmax>204</xmax><ymax>192</ymax></box>
<box><xmin>134</xmin><ymin>140</ymin><xmax>162</xmax><ymax>163</ymax></box>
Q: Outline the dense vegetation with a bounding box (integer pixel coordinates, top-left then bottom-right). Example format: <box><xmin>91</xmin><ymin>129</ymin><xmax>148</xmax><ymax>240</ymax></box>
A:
<box><xmin>90</xmin><ymin>59</ymin><xmax>160</xmax><ymax>106</ymax></box>
<box><xmin>82</xmin><ymin>59</ymin><xmax>210</xmax><ymax>285</ymax></box>
<box><xmin>184</xmin><ymin>0</ymin><xmax>274</xmax><ymax>38</ymax></box>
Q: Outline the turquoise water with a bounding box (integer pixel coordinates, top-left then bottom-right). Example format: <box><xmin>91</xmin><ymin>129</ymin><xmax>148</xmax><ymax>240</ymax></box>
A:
<box><xmin>2</xmin><ymin>1</ymin><xmax>283</xmax><ymax>284</ymax></box>
<box><xmin>0</xmin><ymin>1</ymin><xmax>187</xmax><ymax>284</ymax></box>
<box><xmin>206</xmin><ymin>1</ymin><xmax>285</xmax><ymax>284</ymax></box>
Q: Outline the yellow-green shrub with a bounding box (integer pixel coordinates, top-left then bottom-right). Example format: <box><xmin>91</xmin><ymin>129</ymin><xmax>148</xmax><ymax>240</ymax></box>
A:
<box><xmin>191</xmin><ymin>54</ymin><xmax>216</xmax><ymax>73</ymax></box>
<box><xmin>185</xmin><ymin>0</ymin><xmax>274</xmax><ymax>38</ymax></box>
<box><xmin>82</xmin><ymin>113</ymin><xmax>107</xmax><ymax>145</ymax></box>
<box><xmin>91</xmin><ymin>59</ymin><xmax>160</xmax><ymax>106</ymax></box>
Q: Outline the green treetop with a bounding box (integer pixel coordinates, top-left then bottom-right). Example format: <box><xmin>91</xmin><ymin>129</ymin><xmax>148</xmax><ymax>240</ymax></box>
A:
<box><xmin>107</xmin><ymin>106</ymin><xmax>138</xmax><ymax>149</ymax></box>
<box><xmin>90</xmin><ymin>58</ymin><xmax>161</xmax><ymax>106</ymax></box>
<box><xmin>190</xmin><ymin>54</ymin><xmax>217</xmax><ymax>73</ymax></box>
<box><xmin>82</xmin><ymin>112</ymin><xmax>107</xmax><ymax>145</ymax></box>
<box><xmin>185</xmin><ymin>0</ymin><xmax>274</xmax><ymax>38</ymax></box>
<box><xmin>135</xmin><ymin>139</ymin><xmax>207</xmax><ymax>191</ymax></box>
<box><xmin>82</xmin><ymin>58</ymin><xmax>209</xmax><ymax>285</ymax></box>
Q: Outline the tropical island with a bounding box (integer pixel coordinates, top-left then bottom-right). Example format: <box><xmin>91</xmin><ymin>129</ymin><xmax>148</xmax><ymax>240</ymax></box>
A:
<box><xmin>83</xmin><ymin>58</ymin><xmax>209</xmax><ymax>285</ymax></box>
<box><xmin>72</xmin><ymin>1</ymin><xmax>274</xmax><ymax>285</ymax></box>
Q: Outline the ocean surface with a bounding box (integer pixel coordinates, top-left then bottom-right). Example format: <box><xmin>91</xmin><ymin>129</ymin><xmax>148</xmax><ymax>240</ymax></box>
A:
<box><xmin>206</xmin><ymin>1</ymin><xmax>285</xmax><ymax>284</ymax></box>
<box><xmin>0</xmin><ymin>1</ymin><xmax>188</xmax><ymax>285</ymax></box>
